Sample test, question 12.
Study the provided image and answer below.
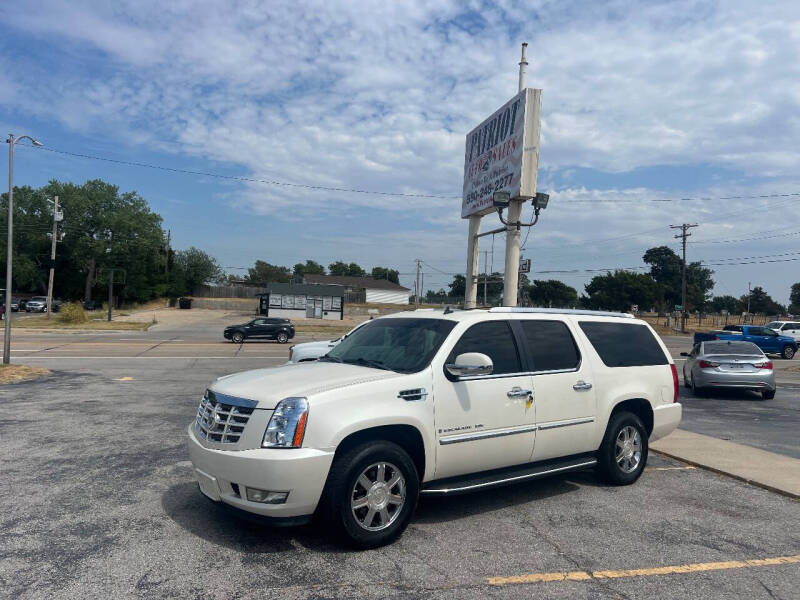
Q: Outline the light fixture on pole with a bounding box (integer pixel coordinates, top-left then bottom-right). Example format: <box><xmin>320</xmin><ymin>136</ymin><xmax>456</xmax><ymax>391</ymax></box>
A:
<box><xmin>4</xmin><ymin>133</ymin><xmax>43</xmax><ymax>364</ymax></box>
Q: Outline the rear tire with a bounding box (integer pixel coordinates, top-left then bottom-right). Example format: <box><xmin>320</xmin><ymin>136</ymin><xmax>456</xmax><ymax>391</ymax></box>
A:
<box><xmin>781</xmin><ymin>345</ymin><xmax>795</xmax><ymax>360</ymax></box>
<box><xmin>276</xmin><ymin>332</ymin><xmax>289</xmax><ymax>344</ymax></box>
<box><xmin>762</xmin><ymin>390</ymin><xmax>776</xmax><ymax>400</ymax></box>
<box><xmin>597</xmin><ymin>411</ymin><xmax>648</xmax><ymax>485</ymax></box>
<box><xmin>690</xmin><ymin>374</ymin><xmax>704</xmax><ymax>397</ymax></box>
<box><xmin>319</xmin><ymin>440</ymin><xmax>419</xmax><ymax>549</ymax></box>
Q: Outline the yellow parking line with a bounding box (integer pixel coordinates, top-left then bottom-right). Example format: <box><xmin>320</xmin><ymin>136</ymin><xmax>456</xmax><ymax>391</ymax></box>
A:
<box><xmin>488</xmin><ymin>555</ymin><xmax>800</xmax><ymax>586</ymax></box>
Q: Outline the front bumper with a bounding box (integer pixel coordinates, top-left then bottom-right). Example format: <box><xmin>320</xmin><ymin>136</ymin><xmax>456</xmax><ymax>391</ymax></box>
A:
<box><xmin>650</xmin><ymin>403</ymin><xmax>682</xmax><ymax>442</ymax></box>
<box><xmin>187</xmin><ymin>425</ymin><xmax>334</xmax><ymax>520</ymax></box>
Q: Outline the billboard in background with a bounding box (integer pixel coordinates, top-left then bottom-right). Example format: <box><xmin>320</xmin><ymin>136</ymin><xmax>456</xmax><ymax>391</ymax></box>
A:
<box><xmin>462</xmin><ymin>88</ymin><xmax>542</xmax><ymax>218</ymax></box>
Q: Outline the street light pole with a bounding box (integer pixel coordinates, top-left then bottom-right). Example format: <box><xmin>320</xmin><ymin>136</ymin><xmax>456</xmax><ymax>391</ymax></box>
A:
<box><xmin>4</xmin><ymin>133</ymin><xmax>42</xmax><ymax>364</ymax></box>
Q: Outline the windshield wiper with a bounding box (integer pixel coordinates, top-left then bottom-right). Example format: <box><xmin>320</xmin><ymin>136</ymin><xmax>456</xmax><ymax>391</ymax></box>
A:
<box><xmin>344</xmin><ymin>357</ymin><xmax>393</xmax><ymax>371</ymax></box>
<box><xmin>318</xmin><ymin>355</ymin><xmax>343</xmax><ymax>363</ymax></box>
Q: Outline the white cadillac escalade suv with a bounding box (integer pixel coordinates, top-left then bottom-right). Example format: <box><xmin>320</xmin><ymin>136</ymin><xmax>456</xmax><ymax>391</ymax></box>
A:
<box><xmin>188</xmin><ymin>308</ymin><xmax>682</xmax><ymax>548</ymax></box>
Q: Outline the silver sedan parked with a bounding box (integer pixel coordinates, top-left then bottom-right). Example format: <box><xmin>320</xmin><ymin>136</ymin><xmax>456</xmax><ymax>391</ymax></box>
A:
<box><xmin>681</xmin><ymin>340</ymin><xmax>776</xmax><ymax>400</ymax></box>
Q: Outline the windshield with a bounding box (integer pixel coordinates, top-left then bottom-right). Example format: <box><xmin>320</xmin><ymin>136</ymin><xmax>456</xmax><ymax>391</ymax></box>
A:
<box><xmin>323</xmin><ymin>317</ymin><xmax>456</xmax><ymax>373</ymax></box>
<box><xmin>765</xmin><ymin>322</ymin><xmax>781</xmax><ymax>329</ymax></box>
<box><xmin>704</xmin><ymin>341</ymin><xmax>762</xmax><ymax>355</ymax></box>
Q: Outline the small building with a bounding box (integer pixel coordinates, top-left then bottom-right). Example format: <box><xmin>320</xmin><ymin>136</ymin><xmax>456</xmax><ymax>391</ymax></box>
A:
<box><xmin>303</xmin><ymin>274</ymin><xmax>410</xmax><ymax>305</ymax></box>
<box><xmin>258</xmin><ymin>282</ymin><xmax>344</xmax><ymax>320</ymax></box>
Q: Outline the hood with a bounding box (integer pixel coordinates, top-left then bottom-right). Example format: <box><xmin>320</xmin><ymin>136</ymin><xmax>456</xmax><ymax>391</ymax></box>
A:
<box><xmin>210</xmin><ymin>361</ymin><xmax>402</xmax><ymax>409</ymax></box>
<box><xmin>293</xmin><ymin>339</ymin><xmax>334</xmax><ymax>350</ymax></box>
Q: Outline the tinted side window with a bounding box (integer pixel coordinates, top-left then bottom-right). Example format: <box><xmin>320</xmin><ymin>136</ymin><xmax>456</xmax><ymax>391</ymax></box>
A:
<box><xmin>579</xmin><ymin>322</ymin><xmax>668</xmax><ymax>367</ymax></box>
<box><xmin>519</xmin><ymin>320</ymin><xmax>580</xmax><ymax>372</ymax></box>
<box><xmin>449</xmin><ymin>321</ymin><xmax>521</xmax><ymax>375</ymax></box>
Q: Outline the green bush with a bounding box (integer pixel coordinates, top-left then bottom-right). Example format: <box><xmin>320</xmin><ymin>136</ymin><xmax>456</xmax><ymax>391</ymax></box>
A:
<box><xmin>58</xmin><ymin>302</ymin><xmax>88</xmax><ymax>324</ymax></box>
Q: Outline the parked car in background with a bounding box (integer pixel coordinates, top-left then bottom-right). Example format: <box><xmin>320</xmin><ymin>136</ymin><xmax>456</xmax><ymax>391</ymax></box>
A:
<box><xmin>693</xmin><ymin>325</ymin><xmax>797</xmax><ymax>359</ymax></box>
<box><xmin>224</xmin><ymin>317</ymin><xmax>295</xmax><ymax>344</ymax></box>
<box><xmin>288</xmin><ymin>320</ymin><xmax>369</xmax><ymax>363</ymax></box>
<box><xmin>765</xmin><ymin>321</ymin><xmax>800</xmax><ymax>342</ymax></box>
<box><xmin>189</xmin><ymin>307</ymin><xmax>681</xmax><ymax>548</ymax></box>
<box><xmin>83</xmin><ymin>299</ymin><xmax>104</xmax><ymax>311</ymax></box>
<box><xmin>10</xmin><ymin>299</ymin><xmax>20</xmax><ymax>312</ymax></box>
<box><xmin>681</xmin><ymin>340</ymin><xmax>775</xmax><ymax>399</ymax></box>
<box><xmin>24</xmin><ymin>297</ymin><xmax>61</xmax><ymax>313</ymax></box>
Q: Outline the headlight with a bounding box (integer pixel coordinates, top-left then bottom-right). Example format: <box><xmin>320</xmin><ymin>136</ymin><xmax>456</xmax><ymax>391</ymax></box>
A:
<box><xmin>262</xmin><ymin>397</ymin><xmax>309</xmax><ymax>448</ymax></box>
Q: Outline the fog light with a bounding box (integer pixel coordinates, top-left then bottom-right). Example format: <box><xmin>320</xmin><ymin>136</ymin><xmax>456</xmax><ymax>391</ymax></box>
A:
<box><xmin>245</xmin><ymin>488</ymin><xmax>289</xmax><ymax>504</ymax></box>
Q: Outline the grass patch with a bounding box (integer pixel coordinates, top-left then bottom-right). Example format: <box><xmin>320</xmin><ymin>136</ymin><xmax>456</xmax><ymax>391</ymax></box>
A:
<box><xmin>13</xmin><ymin>317</ymin><xmax>151</xmax><ymax>331</ymax></box>
<box><xmin>0</xmin><ymin>364</ymin><xmax>50</xmax><ymax>384</ymax></box>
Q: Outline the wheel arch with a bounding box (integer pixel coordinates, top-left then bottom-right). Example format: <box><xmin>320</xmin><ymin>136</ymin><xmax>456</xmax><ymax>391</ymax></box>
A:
<box><xmin>607</xmin><ymin>397</ymin><xmax>654</xmax><ymax>437</ymax></box>
<box><xmin>333</xmin><ymin>424</ymin><xmax>427</xmax><ymax>482</ymax></box>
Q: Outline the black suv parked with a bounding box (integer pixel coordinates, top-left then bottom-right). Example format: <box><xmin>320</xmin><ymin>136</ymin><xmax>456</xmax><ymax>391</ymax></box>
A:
<box><xmin>224</xmin><ymin>318</ymin><xmax>295</xmax><ymax>344</ymax></box>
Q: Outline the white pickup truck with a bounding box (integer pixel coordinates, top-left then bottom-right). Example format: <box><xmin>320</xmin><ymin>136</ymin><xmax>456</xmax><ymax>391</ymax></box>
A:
<box><xmin>188</xmin><ymin>308</ymin><xmax>681</xmax><ymax>548</ymax></box>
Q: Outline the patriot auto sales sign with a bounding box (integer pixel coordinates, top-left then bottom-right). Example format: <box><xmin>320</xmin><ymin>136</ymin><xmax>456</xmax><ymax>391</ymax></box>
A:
<box><xmin>462</xmin><ymin>88</ymin><xmax>542</xmax><ymax>218</ymax></box>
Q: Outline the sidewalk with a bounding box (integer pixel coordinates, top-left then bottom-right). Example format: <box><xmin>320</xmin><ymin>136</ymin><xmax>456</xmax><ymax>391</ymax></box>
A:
<box><xmin>651</xmin><ymin>429</ymin><xmax>800</xmax><ymax>499</ymax></box>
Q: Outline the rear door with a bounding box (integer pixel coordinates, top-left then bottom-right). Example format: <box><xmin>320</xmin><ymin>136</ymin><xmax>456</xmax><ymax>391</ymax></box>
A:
<box><xmin>433</xmin><ymin>320</ymin><xmax>535</xmax><ymax>479</ymax></box>
<box><xmin>782</xmin><ymin>322</ymin><xmax>800</xmax><ymax>341</ymax></box>
<box><xmin>518</xmin><ymin>319</ymin><xmax>597</xmax><ymax>462</ymax></box>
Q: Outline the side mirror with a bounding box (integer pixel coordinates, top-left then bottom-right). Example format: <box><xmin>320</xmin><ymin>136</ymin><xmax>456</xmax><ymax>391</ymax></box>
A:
<box><xmin>680</xmin><ymin>352</ymin><xmax>689</xmax><ymax>357</ymax></box>
<box><xmin>446</xmin><ymin>352</ymin><xmax>493</xmax><ymax>378</ymax></box>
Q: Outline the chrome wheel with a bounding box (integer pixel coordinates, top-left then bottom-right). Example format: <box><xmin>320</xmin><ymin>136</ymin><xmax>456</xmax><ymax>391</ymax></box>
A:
<box><xmin>615</xmin><ymin>426</ymin><xmax>642</xmax><ymax>474</ymax></box>
<box><xmin>351</xmin><ymin>462</ymin><xmax>406</xmax><ymax>532</ymax></box>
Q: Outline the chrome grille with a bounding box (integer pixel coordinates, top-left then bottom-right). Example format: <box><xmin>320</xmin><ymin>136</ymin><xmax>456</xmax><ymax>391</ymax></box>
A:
<box><xmin>195</xmin><ymin>390</ymin><xmax>255</xmax><ymax>444</ymax></box>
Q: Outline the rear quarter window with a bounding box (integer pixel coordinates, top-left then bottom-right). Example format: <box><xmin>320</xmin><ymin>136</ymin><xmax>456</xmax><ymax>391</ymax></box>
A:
<box><xmin>579</xmin><ymin>321</ymin><xmax>668</xmax><ymax>367</ymax></box>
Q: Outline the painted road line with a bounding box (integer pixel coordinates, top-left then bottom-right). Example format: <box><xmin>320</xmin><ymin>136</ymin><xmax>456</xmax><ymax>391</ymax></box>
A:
<box><xmin>650</xmin><ymin>466</ymin><xmax>697</xmax><ymax>471</ymax></box>
<box><xmin>487</xmin><ymin>554</ymin><xmax>800</xmax><ymax>586</ymax></box>
<box><xmin>17</xmin><ymin>356</ymin><xmax>289</xmax><ymax>360</ymax></box>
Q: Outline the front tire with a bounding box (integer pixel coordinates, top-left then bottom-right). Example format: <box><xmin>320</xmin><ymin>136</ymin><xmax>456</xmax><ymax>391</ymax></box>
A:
<box><xmin>597</xmin><ymin>412</ymin><xmax>648</xmax><ymax>485</ymax></box>
<box><xmin>231</xmin><ymin>332</ymin><xmax>244</xmax><ymax>344</ymax></box>
<box><xmin>276</xmin><ymin>332</ymin><xmax>289</xmax><ymax>344</ymax></box>
<box><xmin>319</xmin><ymin>441</ymin><xmax>419</xmax><ymax>549</ymax></box>
<box><xmin>781</xmin><ymin>345</ymin><xmax>795</xmax><ymax>360</ymax></box>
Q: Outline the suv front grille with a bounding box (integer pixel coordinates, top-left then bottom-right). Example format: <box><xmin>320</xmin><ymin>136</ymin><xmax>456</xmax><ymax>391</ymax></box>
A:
<box><xmin>195</xmin><ymin>391</ymin><xmax>255</xmax><ymax>444</ymax></box>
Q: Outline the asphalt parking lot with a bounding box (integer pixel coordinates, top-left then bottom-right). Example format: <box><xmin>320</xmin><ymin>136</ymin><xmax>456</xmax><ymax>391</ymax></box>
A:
<box><xmin>2</xmin><ymin>316</ymin><xmax>799</xmax><ymax>598</ymax></box>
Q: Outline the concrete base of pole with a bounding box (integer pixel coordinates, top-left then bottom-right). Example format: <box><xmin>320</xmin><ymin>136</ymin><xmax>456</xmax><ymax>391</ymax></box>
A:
<box><xmin>464</xmin><ymin>216</ymin><xmax>481</xmax><ymax>309</ymax></box>
<box><xmin>503</xmin><ymin>200</ymin><xmax>523</xmax><ymax>306</ymax></box>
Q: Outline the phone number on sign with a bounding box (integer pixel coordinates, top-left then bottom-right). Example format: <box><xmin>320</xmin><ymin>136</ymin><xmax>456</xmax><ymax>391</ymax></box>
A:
<box><xmin>465</xmin><ymin>173</ymin><xmax>513</xmax><ymax>204</ymax></box>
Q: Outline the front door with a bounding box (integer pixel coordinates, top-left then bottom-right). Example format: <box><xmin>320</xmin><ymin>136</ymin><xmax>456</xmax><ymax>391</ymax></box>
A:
<box><xmin>433</xmin><ymin>320</ymin><xmax>535</xmax><ymax>480</ymax></box>
<box><xmin>516</xmin><ymin>319</ymin><xmax>597</xmax><ymax>462</ymax></box>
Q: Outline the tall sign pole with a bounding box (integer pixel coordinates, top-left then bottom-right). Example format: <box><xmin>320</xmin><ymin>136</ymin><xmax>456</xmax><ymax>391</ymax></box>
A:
<box><xmin>3</xmin><ymin>135</ymin><xmax>15</xmax><ymax>363</ymax></box>
<box><xmin>502</xmin><ymin>43</ymin><xmax>530</xmax><ymax>307</ymax></box>
<box><xmin>461</xmin><ymin>44</ymin><xmax>542</xmax><ymax>309</ymax></box>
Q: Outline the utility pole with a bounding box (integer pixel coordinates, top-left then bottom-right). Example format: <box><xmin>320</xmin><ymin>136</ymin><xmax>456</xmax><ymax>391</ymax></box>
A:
<box><xmin>746</xmin><ymin>281</ymin><xmax>752</xmax><ymax>322</ymax></box>
<box><xmin>481</xmin><ymin>250</ymin><xmax>489</xmax><ymax>306</ymax></box>
<box><xmin>46</xmin><ymin>195</ymin><xmax>60</xmax><ymax>318</ymax></box>
<box><xmin>414</xmin><ymin>259</ymin><xmax>422</xmax><ymax>306</ymax></box>
<box><xmin>108</xmin><ymin>268</ymin><xmax>114</xmax><ymax>322</ymax></box>
<box><xmin>165</xmin><ymin>229</ymin><xmax>171</xmax><ymax>276</ymax></box>
<box><xmin>671</xmin><ymin>223</ymin><xmax>698</xmax><ymax>333</ymax></box>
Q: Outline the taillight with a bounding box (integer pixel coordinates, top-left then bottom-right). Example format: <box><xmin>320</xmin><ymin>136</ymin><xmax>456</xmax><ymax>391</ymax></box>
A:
<box><xmin>670</xmin><ymin>364</ymin><xmax>679</xmax><ymax>403</ymax></box>
<box><xmin>754</xmin><ymin>361</ymin><xmax>773</xmax><ymax>369</ymax></box>
<box><xmin>698</xmin><ymin>360</ymin><xmax>720</xmax><ymax>369</ymax></box>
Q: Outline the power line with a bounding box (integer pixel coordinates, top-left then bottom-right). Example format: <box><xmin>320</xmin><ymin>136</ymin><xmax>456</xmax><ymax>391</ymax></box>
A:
<box><xmin>17</xmin><ymin>143</ymin><xmax>800</xmax><ymax>205</ymax></box>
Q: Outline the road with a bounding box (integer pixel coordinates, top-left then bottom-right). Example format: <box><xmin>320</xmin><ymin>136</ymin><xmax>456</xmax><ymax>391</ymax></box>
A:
<box><xmin>2</xmin><ymin>355</ymin><xmax>799</xmax><ymax>599</ymax></box>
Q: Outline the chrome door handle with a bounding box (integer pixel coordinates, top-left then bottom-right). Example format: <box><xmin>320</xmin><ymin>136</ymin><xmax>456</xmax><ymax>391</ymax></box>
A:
<box><xmin>573</xmin><ymin>381</ymin><xmax>593</xmax><ymax>391</ymax></box>
<box><xmin>507</xmin><ymin>387</ymin><xmax>532</xmax><ymax>398</ymax></box>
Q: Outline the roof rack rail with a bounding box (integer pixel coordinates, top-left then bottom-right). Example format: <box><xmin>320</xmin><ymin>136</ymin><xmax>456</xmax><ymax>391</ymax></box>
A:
<box><xmin>488</xmin><ymin>307</ymin><xmax>634</xmax><ymax>319</ymax></box>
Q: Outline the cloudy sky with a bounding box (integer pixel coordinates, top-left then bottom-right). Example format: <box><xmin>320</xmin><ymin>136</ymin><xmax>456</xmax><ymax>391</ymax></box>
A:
<box><xmin>2</xmin><ymin>0</ymin><xmax>799</xmax><ymax>302</ymax></box>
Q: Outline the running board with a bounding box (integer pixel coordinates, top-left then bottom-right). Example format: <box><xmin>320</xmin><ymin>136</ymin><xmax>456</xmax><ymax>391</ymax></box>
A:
<box><xmin>420</xmin><ymin>454</ymin><xmax>597</xmax><ymax>495</ymax></box>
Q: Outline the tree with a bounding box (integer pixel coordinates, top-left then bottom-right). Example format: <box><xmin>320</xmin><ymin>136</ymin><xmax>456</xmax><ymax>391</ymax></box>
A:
<box><xmin>741</xmin><ymin>286</ymin><xmax>783</xmax><ymax>314</ymax></box>
<box><xmin>328</xmin><ymin>261</ymin><xmax>366</xmax><ymax>277</ymax></box>
<box><xmin>643</xmin><ymin>246</ymin><xmax>714</xmax><ymax>311</ymax></box>
<box><xmin>371</xmin><ymin>266</ymin><xmax>399</xmax><ymax>284</ymax></box>
<box><xmin>293</xmin><ymin>260</ymin><xmax>325</xmax><ymax>279</ymax></box>
<box><xmin>526</xmin><ymin>280</ymin><xmax>578</xmax><ymax>308</ymax></box>
<box><xmin>709</xmin><ymin>295</ymin><xmax>738</xmax><ymax>314</ymax></box>
<box><xmin>448</xmin><ymin>274</ymin><xmax>466</xmax><ymax>299</ymax></box>
<box><xmin>247</xmin><ymin>260</ymin><xmax>291</xmax><ymax>283</ymax></box>
<box><xmin>582</xmin><ymin>270</ymin><xmax>659</xmax><ymax>312</ymax></box>
<box><xmin>790</xmin><ymin>283</ymin><xmax>800</xmax><ymax>314</ymax></box>
<box><xmin>170</xmin><ymin>247</ymin><xmax>224</xmax><ymax>297</ymax></box>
